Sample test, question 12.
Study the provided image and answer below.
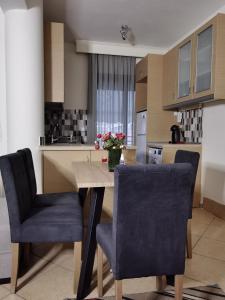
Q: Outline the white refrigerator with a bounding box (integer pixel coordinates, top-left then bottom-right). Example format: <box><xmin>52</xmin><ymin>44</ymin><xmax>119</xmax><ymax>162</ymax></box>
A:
<box><xmin>136</xmin><ymin>111</ymin><xmax>147</xmax><ymax>163</ymax></box>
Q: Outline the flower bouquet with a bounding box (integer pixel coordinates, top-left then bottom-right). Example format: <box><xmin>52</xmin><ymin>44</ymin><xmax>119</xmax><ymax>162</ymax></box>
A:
<box><xmin>96</xmin><ymin>132</ymin><xmax>126</xmax><ymax>171</ymax></box>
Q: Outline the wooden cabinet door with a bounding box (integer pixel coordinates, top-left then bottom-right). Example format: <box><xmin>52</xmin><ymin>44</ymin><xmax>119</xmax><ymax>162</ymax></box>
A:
<box><xmin>43</xmin><ymin>151</ymin><xmax>90</xmax><ymax>193</ymax></box>
<box><xmin>135</xmin><ymin>83</ymin><xmax>147</xmax><ymax>112</ymax></box>
<box><xmin>44</xmin><ymin>22</ymin><xmax>64</xmax><ymax>103</ymax></box>
<box><xmin>176</xmin><ymin>35</ymin><xmax>195</xmax><ymax>102</ymax></box>
<box><xmin>163</xmin><ymin>48</ymin><xmax>177</xmax><ymax>106</ymax></box>
<box><xmin>193</xmin><ymin>19</ymin><xmax>215</xmax><ymax>99</ymax></box>
<box><xmin>136</xmin><ymin>55</ymin><xmax>148</xmax><ymax>83</ymax></box>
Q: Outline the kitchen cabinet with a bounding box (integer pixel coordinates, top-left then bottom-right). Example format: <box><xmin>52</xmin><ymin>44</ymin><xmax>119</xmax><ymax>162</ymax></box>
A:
<box><xmin>194</xmin><ymin>25</ymin><xmax>213</xmax><ymax>96</ymax></box>
<box><xmin>163</xmin><ymin>13</ymin><xmax>225</xmax><ymax>109</ymax></box>
<box><xmin>43</xmin><ymin>150</ymin><xmax>90</xmax><ymax>193</ymax></box>
<box><xmin>163</xmin><ymin>48</ymin><xmax>177</xmax><ymax>106</ymax></box>
<box><xmin>176</xmin><ymin>37</ymin><xmax>194</xmax><ymax>101</ymax></box>
<box><xmin>135</xmin><ymin>83</ymin><xmax>147</xmax><ymax>112</ymax></box>
<box><xmin>145</xmin><ymin>55</ymin><xmax>177</xmax><ymax>142</ymax></box>
<box><xmin>135</xmin><ymin>56</ymin><xmax>148</xmax><ymax>83</ymax></box>
<box><xmin>135</xmin><ymin>54</ymin><xmax>177</xmax><ymax>142</ymax></box>
<box><xmin>44</xmin><ymin>22</ymin><xmax>64</xmax><ymax>103</ymax></box>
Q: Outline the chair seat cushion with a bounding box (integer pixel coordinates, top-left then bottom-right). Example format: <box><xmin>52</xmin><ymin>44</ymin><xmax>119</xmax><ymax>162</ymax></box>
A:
<box><xmin>34</xmin><ymin>192</ymin><xmax>79</xmax><ymax>207</ymax></box>
<box><xmin>96</xmin><ymin>223</ymin><xmax>113</xmax><ymax>266</ymax></box>
<box><xmin>18</xmin><ymin>204</ymin><xmax>83</xmax><ymax>243</ymax></box>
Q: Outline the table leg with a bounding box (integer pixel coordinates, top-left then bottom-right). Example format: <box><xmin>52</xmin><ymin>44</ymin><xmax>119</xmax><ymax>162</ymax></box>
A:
<box><xmin>77</xmin><ymin>187</ymin><xmax>105</xmax><ymax>300</ymax></box>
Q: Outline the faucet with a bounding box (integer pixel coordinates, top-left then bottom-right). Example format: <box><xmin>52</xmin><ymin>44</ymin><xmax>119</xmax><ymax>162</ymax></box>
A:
<box><xmin>51</xmin><ymin>135</ymin><xmax>58</xmax><ymax>144</ymax></box>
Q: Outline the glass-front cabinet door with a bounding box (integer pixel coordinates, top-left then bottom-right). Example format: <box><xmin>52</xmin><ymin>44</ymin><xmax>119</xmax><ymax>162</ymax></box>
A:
<box><xmin>177</xmin><ymin>40</ymin><xmax>192</xmax><ymax>99</ymax></box>
<box><xmin>195</xmin><ymin>25</ymin><xmax>213</xmax><ymax>94</ymax></box>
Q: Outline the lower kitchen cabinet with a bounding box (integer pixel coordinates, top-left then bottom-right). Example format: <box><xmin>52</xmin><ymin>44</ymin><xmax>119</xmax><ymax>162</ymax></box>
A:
<box><xmin>43</xmin><ymin>150</ymin><xmax>90</xmax><ymax>193</ymax></box>
<box><xmin>162</xmin><ymin>144</ymin><xmax>202</xmax><ymax>207</ymax></box>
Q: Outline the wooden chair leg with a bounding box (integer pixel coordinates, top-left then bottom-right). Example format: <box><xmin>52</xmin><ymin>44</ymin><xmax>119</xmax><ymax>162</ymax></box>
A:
<box><xmin>11</xmin><ymin>243</ymin><xmax>20</xmax><ymax>294</ymax></box>
<box><xmin>175</xmin><ymin>275</ymin><xmax>183</xmax><ymax>300</ymax></box>
<box><xmin>97</xmin><ymin>245</ymin><xmax>103</xmax><ymax>297</ymax></box>
<box><xmin>73</xmin><ymin>241</ymin><xmax>82</xmax><ymax>294</ymax></box>
<box><xmin>186</xmin><ymin>219</ymin><xmax>192</xmax><ymax>259</ymax></box>
<box><xmin>115</xmin><ymin>280</ymin><xmax>122</xmax><ymax>300</ymax></box>
<box><xmin>156</xmin><ymin>275</ymin><xmax>167</xmax><ymax>291</ymax></box>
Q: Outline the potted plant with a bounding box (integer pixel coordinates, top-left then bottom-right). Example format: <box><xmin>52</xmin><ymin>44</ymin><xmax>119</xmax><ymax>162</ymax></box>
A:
<box><xmin>96</xmin><ymin>132</ymin><xmax>126</xmax><ymax>171</ymax></box>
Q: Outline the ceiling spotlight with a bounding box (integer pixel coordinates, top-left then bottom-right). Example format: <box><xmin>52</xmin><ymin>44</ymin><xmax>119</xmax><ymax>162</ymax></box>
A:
<box><xmin>120</xmin><ymin>25</ymin><xmax>130</xmax><ymax>41</ymax></box>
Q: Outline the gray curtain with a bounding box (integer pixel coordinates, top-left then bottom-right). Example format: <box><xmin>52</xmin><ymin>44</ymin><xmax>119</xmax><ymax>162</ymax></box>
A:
<box><xmin>87</xmin><ymin>54</ymin><xmax>136</xmax><ymax>145</ymax></box>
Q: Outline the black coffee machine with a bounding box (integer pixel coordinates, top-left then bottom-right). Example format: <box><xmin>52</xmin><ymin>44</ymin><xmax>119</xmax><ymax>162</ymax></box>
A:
<box><xmin>170</xmin><ymin>125</ymin><xmax>181</xmax><ymax>144</ymax></box>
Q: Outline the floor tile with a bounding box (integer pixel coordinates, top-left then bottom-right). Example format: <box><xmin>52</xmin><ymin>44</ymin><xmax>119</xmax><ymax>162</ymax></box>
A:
<box><xmin>185</xmin><ymin>253</ymin><xmax>225</xmax><ymax>284</ymax></box>
<box><xmin>3</xmin><ymin>254</ymin><xmax>56</xmax><ymax>292</ymax></box>
<box><xmin>183</xmin><ymin>276</ymin><xmax>203</xmax><ymax>288</ymax></box>
<box><xmin>1</xmin><ymin>295</ymin><xmax>24</xmax><ymax>300</ymax></box>
<box><xmin>211</xmin><ymin>217</ymin><xmax>225</xmax><ymax>227</ymax></box>
<box><xmin>203</xmin><ymin>224</ymin><xmax>225</xmax><ymax>243</ymax></box>
<box><xmin>2</xmin><ymin>208</ymin><xmax>224</xmax><ymax>299</ymax></box>
<box><xmin>193</xmin><ymin>237</ymin><xmax>225</xmax><ymax>261</ymax></box>
<box><xmin>192</xmin><ymin>234</ymin><xmax>201</xmax><ymax>248</ymax></box>
<box><xmin>17</xmin><ymin>265</ymin><xmax>75</xmax><ymax>300</ymax></box>
<box><xmin>192</xmin><ymin>208</ymin><xmax>215</xmax><ymax>225</ymax></box>
<box><xmin>0</xmin><ymin>286</ymin><xmax>9</xmax><ymax>299</ymax></box>
<box><xmin>191</xmin><ymin>219</ymin><xmax>211</xmax><ymax>236</ymax></box>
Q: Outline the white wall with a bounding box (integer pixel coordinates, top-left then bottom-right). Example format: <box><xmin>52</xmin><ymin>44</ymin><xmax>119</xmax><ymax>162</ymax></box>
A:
<box><xmin>4</xmin><ymin>0</ymin><xmax>44</xmax><ymax>192</ymax></box>
<box><xmin>0</xmin><ymin>8</ymin><xmax>7</xmax><ymax>156</ymax></box>
<box><xmin>200</xmin><ymin>6</ymin><xmax>225</xmax><ymax>206</ymax></box>
<box><xmin>202</xmin><ymin>102</ymin><xmax>225</xmax><ymax>204</ymax></box>
<box><xmin>0</xmin><ymin>8</ymin><xmax>6</xmax><ymax>198</ymax></box>
<box><xmin>64</xmin><ymin>42</ymin><xmax>88</xmax><ymax>110</ymax></box>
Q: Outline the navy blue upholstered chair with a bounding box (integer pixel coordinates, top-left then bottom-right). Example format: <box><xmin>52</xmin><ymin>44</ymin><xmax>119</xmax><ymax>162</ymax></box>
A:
<box><xmin>174</xmin><ymin>150</ymin><xmax>200</xmax><ymax>259</ymax></box>
<box><xmin>0</xmin><ymin>152</ymin><xmax>83</xmax><ymax>294</ymax></box>
<box><xmin>96</xmin><ymin>164</ymin><xmax>193</xmax><ymax>300</ymax></box>
<box><xmin>17</xmin><ymin>148</ymin><xmax>78</xmax><ymax>207</ymax></box>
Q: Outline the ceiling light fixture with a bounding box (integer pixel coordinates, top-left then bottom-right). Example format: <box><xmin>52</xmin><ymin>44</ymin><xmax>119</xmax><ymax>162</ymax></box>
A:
<box><xmin>120</xmin><ymin>25</ymin><xmax>130</xmax><ymax>41</ymax></box>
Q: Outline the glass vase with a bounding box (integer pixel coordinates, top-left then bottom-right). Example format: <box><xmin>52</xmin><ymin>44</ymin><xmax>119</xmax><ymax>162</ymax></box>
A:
<box><xmin>108</xmin><ymin>149</ymin><xmax>122</xmax><ymax>172</ymax></box>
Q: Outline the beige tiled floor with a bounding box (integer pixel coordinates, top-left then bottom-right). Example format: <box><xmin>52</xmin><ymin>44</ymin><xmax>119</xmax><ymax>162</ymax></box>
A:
<box><xmin>1</xmin><ymin>208</ymin><xmax>225</xmax><ymax>300</ymax></box>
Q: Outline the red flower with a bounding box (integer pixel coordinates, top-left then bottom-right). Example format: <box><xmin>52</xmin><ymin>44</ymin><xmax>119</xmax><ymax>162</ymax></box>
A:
<box><xmin>102</xmin><ymin>133</ymin><xmax>110</xmax><ymax>141</ymax></box>
<box><xmin>96</xmin><ymin>134</ymin><xmax>102</xmax><ymax>139</ymax></box>
<box><xmin>116</xmin><ymin>133</ymin><xmax>126</xmax><ymax>140</ymax></box>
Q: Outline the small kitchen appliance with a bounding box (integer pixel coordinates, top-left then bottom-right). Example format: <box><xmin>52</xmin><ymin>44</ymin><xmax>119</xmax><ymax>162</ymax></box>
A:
<box><xmin>170</xmin><ymin>125</ymin><xmax>181</xmax><ymax>144</ymax></box>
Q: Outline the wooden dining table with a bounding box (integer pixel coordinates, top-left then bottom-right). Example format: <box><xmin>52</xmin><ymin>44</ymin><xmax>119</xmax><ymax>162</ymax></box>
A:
<box><xmin>73</xmin><ymin>161</ymin><xmax>115</xmax><ymax>300</ymax></box>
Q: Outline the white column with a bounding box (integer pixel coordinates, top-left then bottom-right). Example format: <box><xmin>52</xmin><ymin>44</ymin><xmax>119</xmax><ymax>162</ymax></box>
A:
<box><xmin>0</xmin><ymin>8</ymin><xmax>7</xmax><ymax>157</ymax></box>
<box><xmin>5</xmin><ymin>0</ymin><xmax>44</xmax><ymax>192</ymax></box>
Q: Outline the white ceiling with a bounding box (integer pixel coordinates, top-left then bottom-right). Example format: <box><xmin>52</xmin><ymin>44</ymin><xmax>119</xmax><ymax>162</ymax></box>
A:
<box><xmin>44</xmin><ymin>0</ymin><xmax>225</xmax><ymax>49</ymax></box>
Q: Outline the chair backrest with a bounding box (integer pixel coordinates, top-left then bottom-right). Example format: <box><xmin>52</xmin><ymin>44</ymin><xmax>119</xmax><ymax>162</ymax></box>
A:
<box><xmin>17</xmin><ymin>148</ymin><xmax>37</xmax><ymax>198</ymax></box>
<box><xmin>175</xmin><ymin>150</ymin><xmax>200</xmax><ymax>217</ymax></box>
<box><xmin>112</xmin><ymin>163</ymin><xmax>193</xmax><ymax>280</ymax></box>
<box><xmin>0</xmin><ymin>152</ymin><xmax>32</xmax><ymax>241</ymax></box>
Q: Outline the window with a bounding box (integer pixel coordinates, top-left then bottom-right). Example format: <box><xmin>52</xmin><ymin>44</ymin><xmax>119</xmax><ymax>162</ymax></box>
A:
<box><xmin>88</xmin><ymin>54</ymin><xmax>136</xmax><ymax>146</ymax></box>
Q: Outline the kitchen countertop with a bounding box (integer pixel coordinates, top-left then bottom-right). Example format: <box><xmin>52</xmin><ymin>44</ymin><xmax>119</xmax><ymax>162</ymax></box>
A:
<box><xmin>39</xmin><ymin>144</ymin><xmax>136</xmax><ymax>151</ymax></box>
<box><xmin>147</xmin><ymin>142</ymin><xmax>202</xmax><ymax>148</ymax></box>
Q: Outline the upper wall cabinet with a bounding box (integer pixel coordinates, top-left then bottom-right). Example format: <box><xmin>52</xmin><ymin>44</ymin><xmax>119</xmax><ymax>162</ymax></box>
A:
<box><xmin>135</xmin><ymin>56</ymin><xmax>148</xmax><ymax>112</ymax></box>
<box><xmin>44</xmin><ymin>22</ymin><xmax>64</xmax><ymax>103</ymax></box>
<box><xmin>163</xmin><ymin>14</ymin><xmax>225</xmax><ymax>108</ymax></box>
<box><xmin>177</xmin><ymin>37</ymin><xmax>194</xmax><ymax>100</ymax></box>
<box><xmin>163</xmin><ymin>47</ymin><xmax>177</xmax><ymax>106</ymax></box>
<box><xmin>194</xmin><ymin>25</ymin><xmax>213</xmax><ymax>97</ymax></box>
<box><xmin>135</xmin><ymin>56</ymin><xmax>148</xmax><ymax>83</ymax></box>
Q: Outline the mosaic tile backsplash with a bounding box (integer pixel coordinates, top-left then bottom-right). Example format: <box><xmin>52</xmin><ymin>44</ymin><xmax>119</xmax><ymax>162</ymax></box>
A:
<box><xmin>176</xmin><ymin>108</ymin><xmax>203</xmax><ymax>143</ymax></box>
<box><xmin>45</xmin><ymin>104</ymin><xmax>88</xmax><ymax>143</ymax></box>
